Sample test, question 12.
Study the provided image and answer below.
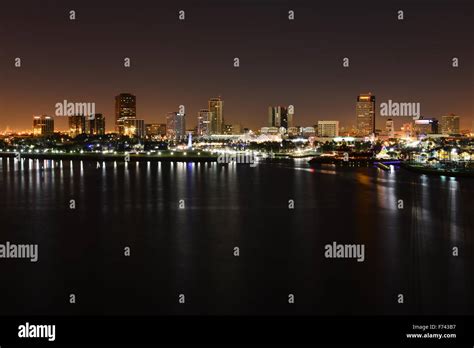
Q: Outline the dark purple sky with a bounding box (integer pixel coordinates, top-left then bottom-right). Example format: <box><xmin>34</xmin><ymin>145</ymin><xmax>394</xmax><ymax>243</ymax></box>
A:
<box><xmin>0</xmin><ymin>0</ymin><xmax>472</xmax><ymax>132</ymax></box>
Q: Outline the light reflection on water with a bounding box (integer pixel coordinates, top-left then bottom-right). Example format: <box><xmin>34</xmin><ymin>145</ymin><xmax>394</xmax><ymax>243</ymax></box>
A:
<box><xmin>0</xmin><ymin>157</ymin><xmax>472</xmax><ymax>315</ymax></box>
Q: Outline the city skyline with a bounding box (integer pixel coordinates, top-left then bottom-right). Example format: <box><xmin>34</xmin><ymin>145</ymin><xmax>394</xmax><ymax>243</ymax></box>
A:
<box><xmin>0</xmin><ymin>0</ymin><xmax>472</xmax><ymax>132</ymax></box>
<box><xmin>0</xmin><ymin>1</ymin><xmax>473</xmax><ymax>344</ymax></box>
<box><xmin>2</xmin><ymin>90</ymin><xmax>472</xmax><ymax>135</ymax></box>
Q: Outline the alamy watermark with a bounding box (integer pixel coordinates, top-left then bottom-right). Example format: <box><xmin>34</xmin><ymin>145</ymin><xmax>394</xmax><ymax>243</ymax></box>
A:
<box><xmin>0</xmin><ymin>241</ymin><xmax>38</xmax><ymax>262</ymax></box>
<box><xmin>380</xmin><ymin>100</ymin><xmax>420</xmax><ymax>119</ymax></box>
<box><xmin>55</xmin><ymin>99</ymin><xmax>95</xmax><ymax>117</ymax></box>
<box><xmin>324</xmin><ymin>242</ymin><xmax>365</xmax><ymax>262</ymax></box>
<box><xmin>217</xmin><ymin>151</ymin><xmax>258</xmax><ymax>167</ymax></box>
<box><xmin>18</xmin><ymin>322</ymin><xmax>55</xmax><ymax>341</ymax></box>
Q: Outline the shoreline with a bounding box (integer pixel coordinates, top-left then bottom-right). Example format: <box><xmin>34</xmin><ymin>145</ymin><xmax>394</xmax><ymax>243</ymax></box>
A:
<box><xmin>1</xmin><ymin>151</ymin><xmax>473</xmax><ymax>177</ymax></box>
<box><xmin>0</xmin><ymin>151</ymin><xmax>217</xmax><ymax>162</ymax></box>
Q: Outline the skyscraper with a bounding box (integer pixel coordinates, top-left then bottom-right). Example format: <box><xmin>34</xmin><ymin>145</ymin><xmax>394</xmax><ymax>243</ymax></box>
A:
<box><xmin>441</xmin><ymin>114</ymin><xmax>460</xmax><ymax>134</ymax></box>
<box><xmin>123</xmin><ymin>118</ymin><xmax>145</xmax><ymax>138</ymax></box>
<box><xmin>145</xmin><ymin>123</ymin><xmax>167</xmax><ymax>138</ymax></box>
<box><xmin>197</xmin><ymin>109</ymin><xmax>212</xmax><ymax>136</ymax></box>
<box><xmin>268</xmin><ymin>106</ymin><xmax>282</xmax><ymax>127</ymax></box>
<box><xmin>209</xmin><ymin>97</ymin><xmax>224</xmax><ymax>134</ymax></box>
<box><xmin>145</xmin><ymin>124</ymin><xmax>156</xmax><ymax>137</ymax></box>
<box><xmin>283</xmin><ymin>107</ymin><xmax>293</xmax><ymax>130</ymax></box>
<box><xmin>87</xmin><ymin>113</ymin><xmax>105</xmax><ymax>135</ymax></box>
<box><xmin>33</xmin><ymin>115</ymin><xmax>54</xmax><ymax>136</ymax></box>
<box><xmin>268</xmin><ymin>106</ymin><xmax>293</xmax><ymax>130</ymax></box>
<box><xmin>115</xmin><ymin>93</ymin><xmax>136</xmax><ymax>134</ymax></box>
<box><xmin>356</xmin><ymin>93</ymin><xmax>376</xmax><ymax>136</ymax></box>
<box><xmin>68</xmin><ymin>115</ymin><xmax>86</xmax><ymax>138</ymax></box>
<box><xmin>166</xmin><ymin>112</ymin><xmax>186</xmax><ymax>140</ymax></box>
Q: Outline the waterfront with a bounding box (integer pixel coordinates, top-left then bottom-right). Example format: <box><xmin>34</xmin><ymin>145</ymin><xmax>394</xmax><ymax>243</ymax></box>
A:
<box><xmin>0</xmin><ymin>157</ymin><xmax>472</xmax><ymax>316</ymax></box>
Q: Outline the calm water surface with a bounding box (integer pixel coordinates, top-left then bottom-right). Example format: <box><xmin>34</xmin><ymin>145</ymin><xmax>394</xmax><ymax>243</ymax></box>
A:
<box><xmin>0</xmin><ymin>157</ymin><xmax>473</xmax><ymax>315</ymax></box>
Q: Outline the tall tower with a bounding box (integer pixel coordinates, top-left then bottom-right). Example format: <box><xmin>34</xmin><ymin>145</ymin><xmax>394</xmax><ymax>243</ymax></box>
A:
<box><xmin>356</xmin><ymin>93</ymin><xmax>376</xmax><ymax>136</ymax></box>
<box><xmin>441</xmin><ymin>114</ymin><xmax>460</xmax><ymax>134</ymax></box>
<box><xmin>115</xmin><ymin>93</ymin><xmax>136</xmax><ymax>134</ymax></box>
<box><xmin>209</xmin><ymin>97</ymin><xmax>224</xmax><ymax>134</ymax></box>
<box><xmin>87</xmin><ymin>113</ymin><xmax>106</xmax><ymax>135</ymax></box>
<box><xmin>68</xmin><ymin>115</ymin><xmax>86</xmax><ymax>138</ymax></box>
<box><xmin>33</xmin><ymin>115</ymin><xmax>54</xmax><ymax>136</ymax></box>
<box><xmin>197</xmin><ymin>109</ymin><xmax>212</xmax><ymax>136</ymax></box>
<box><xmin>166</xmin><ymin>112</ymin><xmax>186</xmax><ymax>140</ymax></box>
<box><xmin>269</xmin><ymin>106</ymin><xmax>292</xmax><ymax>130</ymax></box>
<box><xmin>268</xmin><ymin>106</ymin><xmax>280</xmax><ymax>127</ymax></box>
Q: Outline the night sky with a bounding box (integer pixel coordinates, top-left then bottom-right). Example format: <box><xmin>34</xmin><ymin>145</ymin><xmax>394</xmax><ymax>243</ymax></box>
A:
<box><xmin>0</xmin><ymin>0</ymin><xmax>472</xmax><ymax>132</ymax></box>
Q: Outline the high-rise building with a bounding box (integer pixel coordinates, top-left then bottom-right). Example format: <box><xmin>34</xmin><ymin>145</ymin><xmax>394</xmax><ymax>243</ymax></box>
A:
<box><xmin>385</xmin><ymin>119</ymin><xmax>394</xmax><ymax>138</ymax></box>
<box><xmin>145</xmin><ymin>123</ymin><xmax>166</xmax><ymax>138</ymax></box>
<box><xmin>209</xmin><ymin>97</ymin><xmax>224</xmax><ymax>134</ymax></box>
<box><xmin>123</xmin><ymin>118</ymin><xmax>145</xmax><ymax>138</ymax></box>
<box><xmin>68</xmin><ymin>115</ymin><xmax>86</xmax><ymax>138</ymax></box>
<box><xmin>414</xmin><ymin>117</ymin><xmax>439</xmax><ymax>135</ymax></box>
<box><xmin>317</xmin><ymin>121</ymin><xmax>339</xmax><ymax>137</ymax></box>
<box><xmin>268</xmin><ymin>106</ymin><xmax>282</xmax><ymax>127</ymax></box>
<box><xmin>115</xmin><ymin>93</ymin><xmax>136</xmax><ymax>134</ymax></box>
<box><xmin>284</xmin><ymin>108</ymin><xmax>293</xmax><ymax>130</ymax></box>
<box><xmin>145</xmin><ymin>123</ymin><xmax>167</xmax><ymax>137</ymax></box>
<box><xmin>268</xmin><ymin>106</ymin><xmax>293</xmax><ymax>130</ymax></box>
<box><xmin>33</xmin><ymin>115</ymin><xmax>54</xmax><ymax>136</ymax></box>
<box><xmin>87</xmin><ymin>113</ymin><xmax>105</xmax><ymax>135</ymax></box>
<box><xmin>356</xmin><ymin>93</ymin><xmax>376</xmax><ymax>136</ymax></box>
<box><xmin>166</xmin><ymin>112</ymin><xmax>186</xmax><ymax>140</ymax></box>
<box><xmin>441</xmin><ymin>114</ymin><xmax>460</xmax><ymax>134</ymax></box>
<box><xmin>197</xmin><ymin>109</ymin><xmax>212</xmax><ymax>136</ymax></box>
